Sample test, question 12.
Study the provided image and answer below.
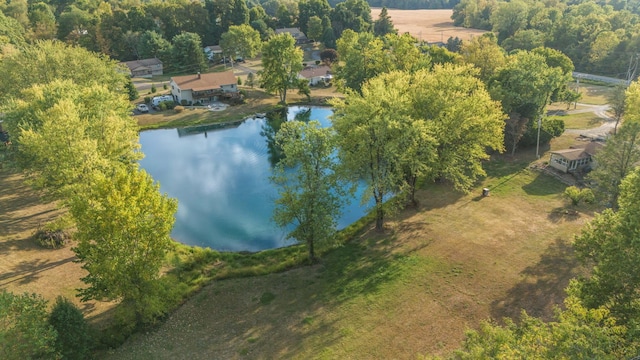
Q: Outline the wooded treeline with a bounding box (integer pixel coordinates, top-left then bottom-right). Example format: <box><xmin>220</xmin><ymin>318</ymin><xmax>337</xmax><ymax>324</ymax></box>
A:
<box><xmin>454</xmin><ymin>0</ymin><xmax>640</xmax><ymax>78</ymax></box>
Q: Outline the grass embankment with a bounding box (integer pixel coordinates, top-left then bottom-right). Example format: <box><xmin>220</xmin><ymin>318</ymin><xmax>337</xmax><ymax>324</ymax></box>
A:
<box><xmin>103</xmin><ymin>155</ymin><xmax>594</xmax><ymax>359</ymax></box>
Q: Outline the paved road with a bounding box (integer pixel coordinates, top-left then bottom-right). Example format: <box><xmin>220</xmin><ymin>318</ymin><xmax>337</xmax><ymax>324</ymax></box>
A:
<box><xmin>133</xmin><ymin>80</ymin><xmax>170</xmax><ymax>92</ymax></box>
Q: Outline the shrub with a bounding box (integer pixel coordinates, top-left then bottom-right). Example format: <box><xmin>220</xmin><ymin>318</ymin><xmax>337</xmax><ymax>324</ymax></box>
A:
<box><xmin>163</xmin><ymin>84</ymin><xmax>168</xmax><ymax>90</ymax></box>
<box><xmin>49</xmin><ymin>297</ymin><xmax>93</xmax><ymax>360</ymax></box>
<box><xmin>144</xmin><ymin>96</ymin><xmax>151</xmax><ymax>104</ymax></box>
<box><xmin>174</xmin><ymin>105</ymin><xmax>185</xmax><ymax>113</ymax></box>
<box><xmin>0</xmin><ymin>291</ymin><xmax>58</xmax><ymax>360</ymax></box>
<box><xmin>33</xmin><ymin>218</ymin><xmax>72</xmax><ymax>249</ymax></box>
<box><xmin>237</xmin><ymin>77</ymin><xmax>242</xmax><ymax>85</ymax></box>
<box><xmin>315</xmin><ymin>60</ymin><xmax>321</xmax><ymax>65</ymax></box>
<box><xmin>151</xmin><ymin>84</ymin><xmax>157</xmax><ymax>93</ymax></box>
<box><xmin>564</xmin><ymin>186</ymin><xmax>595</xmax><ymax>206</ymax></box>
<box><xmin>181</xmin><ymin>99</ymin><xmax>188</xmax><ymax>106</ymax></box>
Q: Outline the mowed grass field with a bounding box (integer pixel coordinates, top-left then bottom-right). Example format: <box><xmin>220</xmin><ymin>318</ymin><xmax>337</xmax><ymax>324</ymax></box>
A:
<box><xmin>102</xmin><ymin>155</ymin><xmax>592</xmax><ymax>359</ymax></box>
<box><xmin>370</xmin><ymin>8</ymin><xmax>488</xmax><ymax>42</ymax></box>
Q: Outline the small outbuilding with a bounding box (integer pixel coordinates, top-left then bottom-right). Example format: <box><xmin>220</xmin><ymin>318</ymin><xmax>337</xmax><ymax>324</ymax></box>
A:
<box><xmin>549</xmin><ymin>141</ymin><xmax>604</xmax><ymax>173</ymax></box>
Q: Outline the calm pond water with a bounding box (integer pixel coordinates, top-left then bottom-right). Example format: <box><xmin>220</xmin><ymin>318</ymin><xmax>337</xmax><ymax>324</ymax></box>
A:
<box><xmin>139</xmin><ymin>106</ymin><xmax>370</xmax><ymax>251</ymax></box>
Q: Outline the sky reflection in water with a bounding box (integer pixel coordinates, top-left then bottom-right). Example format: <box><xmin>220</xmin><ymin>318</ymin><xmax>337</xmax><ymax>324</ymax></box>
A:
<box><xmin>139</xmin><ymin>106</ymin><xmax>369</xmax><ymax>251</ymax></box>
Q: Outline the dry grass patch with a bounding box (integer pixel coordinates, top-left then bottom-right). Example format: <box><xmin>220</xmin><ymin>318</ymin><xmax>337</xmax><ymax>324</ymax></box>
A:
<box><xmin>370</xmin><ymin>8</ymin><xmax>488</xmax><ymax>42</ymax></box>
<box><xmin>0</xmin><ymin>166</ymin><xmax>116</xmax><ymax>321</ymax></box>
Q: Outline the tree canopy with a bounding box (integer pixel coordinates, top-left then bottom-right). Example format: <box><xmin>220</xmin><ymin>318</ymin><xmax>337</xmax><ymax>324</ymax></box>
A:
<box><xmin>259</xmin><ymin>33</ymin><xmax>304</xmax><ymax>104</ymax></box>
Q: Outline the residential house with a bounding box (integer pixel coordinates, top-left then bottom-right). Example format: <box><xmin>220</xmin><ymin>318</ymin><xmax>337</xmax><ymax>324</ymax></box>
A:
<box><xmin>298</xmin><ymin>65</ymin><xmax>332</xmax><ymax>86</ymax></box>
<box><xmin>170</xmin><ymin>71</ymin><xmax>238</xmax><ymax>105</ymax></box>
<box><xmin>204</xmin><ymin>45</ymin><xmax>223</xmax><ymax>62</ymax></box>
<box><xmin>275</xmin><ymin>28</ymin><xmax>309</xmax><ymax>45</ymax></box>
<box><xmin>120</xmin><ymin>58</ymin><xmax>163</xmax><ymax>78</ymax></box>
<box><xmin>549</xmin><ymin>141</ymin><xmax>604</xmax><ymax>173</ymax></box>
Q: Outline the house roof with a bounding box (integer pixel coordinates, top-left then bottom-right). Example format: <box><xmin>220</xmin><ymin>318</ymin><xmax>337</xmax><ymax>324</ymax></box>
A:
<box><xmin>120</xmin><ymin>58</ymin><xmax>162</xmax><ymax>71</ymax></box>
<box><xmin>550</xmin><ymin>141</ymin><xmax>604</xmax><ymax>161</ymax></box>
<box><xmin>275</xmin><ymin>28</ymin><xmax>307</xmax><ymax>40</ymax></box>
<box><xmin>204</xmin><ymin>45</ymin><xmax>223</xmax><ymax>53</ymax></box>
<box><xmin>299</xmin><ymin>65</ymin><xmax>332</xmax><ymax>79</ymax></box>
<box><xmin>171</xmin><ymin>71</ymin><xmax>237</xmax><ymax>92</ymax></box>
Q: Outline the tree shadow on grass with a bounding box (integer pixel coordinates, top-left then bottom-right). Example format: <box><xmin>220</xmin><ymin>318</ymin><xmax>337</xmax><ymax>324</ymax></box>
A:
<box><xmin>0</xmin><ymin>256</ymin><xmax>75</xmax><ymax>286</ymax></box>
<box><xmin>490</xmin><ymin>238</ymin><xmax>582</xmax><ymax>323</ymax></box>
<box><xmin>522</xmin><ymin>172</ymin><xmax>566</xmax><ymax>196</ymax></box>
<box><xmin>548</xmin><ymin>207</ymin><xmax>582</xmax><ymax>223</ymax></box>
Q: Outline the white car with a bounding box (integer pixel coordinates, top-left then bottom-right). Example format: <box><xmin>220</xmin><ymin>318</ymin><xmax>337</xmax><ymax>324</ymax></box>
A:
<box><xmin>136</xmin><ymin>104</ymin><xmax>149</xmax><ymax>113</ymax></box>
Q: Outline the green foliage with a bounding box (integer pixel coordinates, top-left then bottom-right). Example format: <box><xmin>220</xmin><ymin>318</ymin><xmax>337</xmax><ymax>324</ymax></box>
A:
<box><xmin>71</xmin><ymin>166</ymin><xmax>178</xmax><ymax>323</ymax></box>
<box><xmin>564</xmin><ymin>186</ymin><xmax>594</xmax><ymax>206</ymax></box>
<box><xmin>2</xmin><ymin>80</ymin><xmax>140</xmax><ymax>198</ymax></box>
<box><xmin>125</xmin><ymin>78</ymin><xmax>138</xmax><ymax>101</ymax></box>
<box><xmin>332</xmin><ymin>65</ymin><xmax>504</xmax><ymax>228</ymax></box>
<box><xmin>49</xmin><ymin>296</ymin><xmax>93</xmax><ymax>360</ymax></box>
<box><xmin>272</xmin><ymin>120</ymin><xmax>342</xmax><ymax>260</ymax></box>
<box><xmin>335</xmin><ymin>30</ymin><xmax>430</xmax><ymax>93</ymax></box>
<box><xmin>151</xmin><ymin>84</ymin><xmax>157</xmax><ymax>93</ymax></box>
<box><xmin>373</xmin><ymin>7</ymin><xmax>397</xmax><ymax>37</ymax></box>
<box><xmin>0</xmin><ymin>40</ymin><xmax>128</xmax><ymax>103</ymax></box>
<box><xmin>574</xmin><ymin>167</ymin><xmax>640</xmax><ymax>324</ymax></box>
<box><xmin>259</xmin><ymin>33</ymin><xmax>304</xmax><ymax>104</ymax></box>
<box><xmin>246</xmin><ymin>72</ymin><xmax>255</xmax><ymax>88</ymax></box>
<box><xmin>455</xmin><ymin>296</ymin><xmax>634</xmax><ymax>359</ymax></box>
<box><xmin>171</xmin><ymin>32</ymin><xmax>207</xmax><ymax>73</ymax></box>
<box><xmin>220</xmin><ymin>24</ymin><xmax>262</xmax><ymax>64</ymax></box>
<box><xmin>587</xmin><ymin>121</ymin><xmax>640</xmax><ymax>208</ymax></box>
<box><xmin>0</xmin><ymin>291</ymin><xmax>59</xmax><ymax>360</ymax></box>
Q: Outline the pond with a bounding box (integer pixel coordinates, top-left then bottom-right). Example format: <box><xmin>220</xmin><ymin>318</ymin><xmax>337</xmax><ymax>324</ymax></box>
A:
<box><xmin>139</xmin><ymin>106</ymin><xmax>370</xmax><ymax>252</ymax></box>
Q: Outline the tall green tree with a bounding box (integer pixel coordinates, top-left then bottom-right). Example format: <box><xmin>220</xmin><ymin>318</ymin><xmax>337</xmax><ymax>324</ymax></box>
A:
<box><xmin>0</xmin><ymin>291</ymin><xmax>59</xmax><ymax>360</ymax></box>
<box><xmin>49</xmin><ymin>296</ymin><xmax>93</xmax><ymax>360</ymax></box>
<box><xmin>306</xmin><ymin>15</ymin><xmax>323</xmax><ymax>42</ymax></box>
<box><xmin>587</xmin><ymin>122</ymin><xmax>640</xmax><ymax>208</ymax></box>
<box><xmin>272</xmin><ymin>120</ymin><xmax>342</xmax><ymax>261</ymax></box>
<box><xmin>2</xmin><ymin>80</ymin><xmax>140</xmax><ymax>197</ymax></box>
<box><xmin>331</xmin><ymin>72</ymin><xmax>419</xmax><ymax>231</ymax></box>
<box><xmin>171</xmin><ymin>32</ymin><xmax>207</xmax><ymax>73</ymax></box>
<box><xmin>259</xmin><ymin>33</ymin><xmax>304</xmax><ymax>104</ymax></box>
<box><xmin>219</xmin><ymin>24</ymin><xmax>261</xmax><ymax>65</ymax></box>
<box><xmin>373</xmin><ymin>7</ymin><xmax>397</xmax><ymax>37</ymax></box>
<box><xmin>298</xmin><ymin>0</ymin><xmax>331</xmax><ymax>34</ymax></box>
<box><xmin>489</xmin><ymin>50</ymin><xmax>566</xmax><ymax>155</ymax></box>
<box><xmin>574</xmin><ymin>167</ymin><xmax>640</xmax><ymax>324</ymax></box>
<box><xmin>138</xmin><ymin>30</ymin><xmax>173</xmax><ymax>62</ymax></box>
<box><xmin>71</xmin><ymin>166</ymin><xmax>177</xmax><ymax>322</ymax></box>
<box><xmin>409</xmin><ymin>65</ymin><xmax>505</xmax><ymax>192</ymax></box>
<box><xmin>330</xmin><ymin>0</ymin><xmax>372</xmax><ymax>38</ymax></box>
<box><xmin>0</xmin><ymin>40</ymin><xmax>128</xmax><ymax>102</ymax></box>
<box><xmin>608</xmin><ymin>84</ymin><xmax>627</xmax><ymax>134</ymax></box>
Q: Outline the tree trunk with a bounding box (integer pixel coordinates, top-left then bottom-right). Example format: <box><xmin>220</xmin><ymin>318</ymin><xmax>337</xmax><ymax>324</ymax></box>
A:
<box><xmin>308</xmin><ymin>239</ymin><xmax>315</xmax><ymax>262</ymax></box>
<box><xmin>375</xmin><ymin>204</ymin><xmax>384</xmax><ymax>232</ymax></box>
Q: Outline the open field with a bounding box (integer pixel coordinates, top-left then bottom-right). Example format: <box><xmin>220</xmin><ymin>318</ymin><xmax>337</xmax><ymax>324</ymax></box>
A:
<box><xmin>370</xmin><ymin>8</ymin><xmax>488</xmax><ymax>43</ymax></box>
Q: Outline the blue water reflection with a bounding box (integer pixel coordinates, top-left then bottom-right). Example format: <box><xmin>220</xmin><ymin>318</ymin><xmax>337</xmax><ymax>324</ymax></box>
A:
<box><xmin>139</xmin><ymin>106</ymin><xmax>369</xmax><ymax>251</ymax></box>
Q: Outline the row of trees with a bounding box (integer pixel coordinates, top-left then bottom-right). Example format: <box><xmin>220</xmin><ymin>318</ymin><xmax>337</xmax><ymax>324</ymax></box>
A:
<box><xmin>0</xmin><ymin>0</ymin><xmax>375</xmax><ymax>62</ymax></box>
<box><xmin>1</xmin><ymin>40</ymin><xmax>178</xmax><ymax>332</ymax></box>
<box><xmin>453</xmin><ymin>0</ymin><xmax>640</xmax><ymax>78</ymax></box>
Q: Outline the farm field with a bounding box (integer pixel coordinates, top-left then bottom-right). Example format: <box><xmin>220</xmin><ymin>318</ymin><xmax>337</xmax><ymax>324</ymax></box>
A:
<box><xmin>370</xmin><ymin>8</ymin><xmax>488</xmax><ymax>43</ymax></box>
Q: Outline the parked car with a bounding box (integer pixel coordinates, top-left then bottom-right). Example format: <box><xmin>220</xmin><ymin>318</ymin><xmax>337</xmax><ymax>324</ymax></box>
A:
<box><xmin>136</xmin><ymin>104</ymin><xmax>149</xmax><ymax>113</ymax></box>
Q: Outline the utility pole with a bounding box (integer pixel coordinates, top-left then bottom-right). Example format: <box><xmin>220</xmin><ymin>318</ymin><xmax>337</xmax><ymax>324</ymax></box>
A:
<box><xmin>535</xmin><ymin>115</ymin><xmax>542</xmax><ymax>159</ymax></box>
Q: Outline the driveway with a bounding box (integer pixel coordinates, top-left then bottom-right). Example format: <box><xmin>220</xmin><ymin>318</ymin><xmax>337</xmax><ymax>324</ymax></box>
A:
<box><xmin>561</xmin><ymin>103</ymin><xmax>615</xmax><ymax>138</ymax></box>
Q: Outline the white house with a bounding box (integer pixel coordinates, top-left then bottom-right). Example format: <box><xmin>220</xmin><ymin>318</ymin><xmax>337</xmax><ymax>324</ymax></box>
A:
<box><xmin>119</xmin><ymin>58</ymin><xmax>163</xmax><ymax>78</ymax></box>
<box><xmin>203</xmin><ymin>45</ymin><xmax>223</xmax><ymax>61</ymax></box>
<box><xmin>170</xmin><ymin>71</ymin><xmax>238</xmax><ymax>105</ymax></box>
<box><xmin>298</xmin><ymin>65</ymin><xmax>332</xmax><ymax>86</ymax></box>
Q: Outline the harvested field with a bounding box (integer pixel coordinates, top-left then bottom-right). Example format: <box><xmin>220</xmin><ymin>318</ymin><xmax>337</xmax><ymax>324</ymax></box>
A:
<box><xmin>370</xmin><ymin>8</ymin><xmax>488</xmax><ymax>43</ymax></box>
